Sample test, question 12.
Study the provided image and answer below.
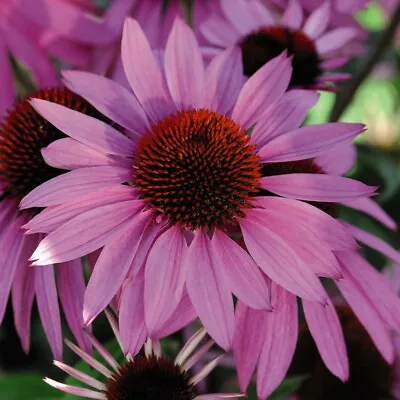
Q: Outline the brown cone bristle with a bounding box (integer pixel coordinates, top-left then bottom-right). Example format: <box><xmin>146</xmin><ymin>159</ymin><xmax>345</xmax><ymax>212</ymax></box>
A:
<box><xmin>261</xmin><ymin>159</ymin><xmax>337</xmax><ymax>217</ymax></box>
<box><xmin>105</xmin><ymin>356</ymin><xmax>196</xmax><ymax>400</ymax></box>
<box><xmin>0</xmin><ymin>87</ymin><xmax>105</xmax><ymax>200</ymax></box>
<box><xmin>134</xmin><ymin>109</ymin><xmax>261</xmax><ymax>230</ymax></box>
<box><xmin>289</xmin><ymin>305</ymin><xmax>394</xmax><ymax>400</ymax></box>
<box><xmin>240</xmin><ymin>26</ymin><xmax>322</xmax><ymax>87</ymax></box>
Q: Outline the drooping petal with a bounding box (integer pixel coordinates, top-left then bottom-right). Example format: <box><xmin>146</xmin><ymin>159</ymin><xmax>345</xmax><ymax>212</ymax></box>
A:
<box><xmin>20</xmin><ymin>166</ymin><xmax>131</xmax><ymax>209</ymax></box>
<box><xmin>316</xmin><ymin>28</ymin><xmax>359</xmax><ymax>54</ymax></box>
<box><xmin>58</xmin><ymin>259</ymin><xmax>91</xmax><ymax>353</ymax></box>
<box><xmin>200</xmin><ymin>16</ymin><xmax>240</xmax><ymax>48</ymax></box>
<box><xmin>251</xmin><ymin>90</ymin><xmax>319</xmax><ymax>148</ymax></box>
<box><xmin>83</xmin><ymin>212</ymin><xmax>150</xmax><ymax>325</ymax></box>
<box><xmin>164</xmin><ymin>18</ymin><xmax>205</xmax><ymax>110</ymax></box>
<box><xmin>212</xmin><ymin>230</ymin><xmax>271</xmax><ymax>310</ymax></box>
<box><xmin>35</xmin><ymin>265</ymin><xmax>63</xmax><ymax>360</ymax></box>
<box><xmin>257</xmin><ymin>284</ymin><xmax>298</xmax><ymax>400</ymax></box>
<box><xmin>232</xmin><ymin>53</ymin><xmax>292</xmax><ymax>129</ymax></box>
<box><xmin>258</xmin><ymin>123</ymin><xmax>364</xmax><ymax>163</ymax></box>
<box><xmin>342</xmin><ymin>197</ymin><xmax>397</xmax><ymax>231</ymax></box>
<box><xmin>121</xmin><ymin>18</ymin><xmax>174</xmax><ymax>123</ymax></box>
<box><xmin>30</xmin><ymin>200</ymin><xmax>145</xmax><ymax>265</ymax></box>
<box><xmin>31</xmin><ymin>99</ymin><xmax>135</xmax><ymax>157</ymax></box>
<box><xmin>144</xmin><ymin>225</ymin><xmax>188</xmax><ymax>334</ymax></box>
<box><xmin>303</xmin><ymin>299</ymin><xmax>349</xmax><ymax>381</ymax></box>
<box><xmin>186</xmin><ymin>231</ymin><xmax>234</xmax><ymax>351</ymax></box>
<box><xmin>336</xmin><ymin>253</ymin><xmax>395</xmax><ymax>363</ymax></box>
<box><xmin>315</xmin><ymin>144</ymin><xmax>356</xmax><ymax>175</ymax></box>
<box><xmin>62</xmin><ymin>71</ymin><xmax>150</xmax><ymax>135</ymax></box>
<box><xmin>241</xmin><ymin>213</ymin><xmax>327</xmax><ymax>302</ymax></box>
<box><xmin>233</xmin><ymin>300</ymin><xmax>268</xmax><ymax>391</ymax></box>
<box><xmin>260</xmin><ymin>174</ymin><xmax>376</xmax><ymax>202</ymax></box>
<box><xmin>204</xmin><ymin>47</ymin><xmax>243</xmax><ymax>115</ymax></box>
<box><xmin>254</xmin><ymin>196</ymin><xmax>357</xmax><ymax>251</ymax></box>
<box><xmin>24</xmin><ymin>186</ymin><xmax>137</xmax><ymax>234</ymax></box>
<box><xmin>119</xmin><ymin>272</ymin><xmax>147</xmax><ymax>356</ymax></box>
<box><xmin>42</xmin><ymin>139</ymin><xmax>129</xmax><ymax>170</ymax></box>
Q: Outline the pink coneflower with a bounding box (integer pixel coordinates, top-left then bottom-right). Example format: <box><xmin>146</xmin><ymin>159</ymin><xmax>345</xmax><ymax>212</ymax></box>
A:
<box><xmin>45</xmin><ymin>311</ymin><xmax>243</xmax><ymax>400</ymax></box>
<box><xmin>21</xmin><ymin>18</ymin><xmax>374</xmax><ymax>352</ymax></box>
<box><xmin>233</xmin><ymin>145</ymin><xmax>400</xmax><ymax>399</ymax></box>
<box><xmin>0</xmin><ymin>87</ymin><xmax>112</xmax><ymax>359</ymax></box>
<box><xmin>200</xmin><ymin>0</ymin><xmax>360</xmax><ymax>89</ymax></box>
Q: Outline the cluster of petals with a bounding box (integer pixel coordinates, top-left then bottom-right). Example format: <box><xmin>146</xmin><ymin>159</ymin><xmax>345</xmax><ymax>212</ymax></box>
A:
<box><xmin>19</xmin><ymin>16</ymin><xmax>381</xmax><ymax>364</ymax></box>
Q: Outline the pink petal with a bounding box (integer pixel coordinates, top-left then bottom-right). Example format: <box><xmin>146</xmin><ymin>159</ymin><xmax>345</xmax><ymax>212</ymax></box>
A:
<box><xmin>0</xmin><ymin>216</ymin><xmax>26</xmax><ymax>324</ymax></box>
<box><xmin>315</xmin><ymin>143</ymin><xmax>356</xmax><ymax>175</ymax></box>
<box><xmin>20</xmin><ymin>166</ymin><xmax>131</xmax><ymax>209</ymax></box>
<box><xmin>186</xmin><ymin>231</ymin><xmax>234</xmax><ymax>351</ymax></box>
<box><xmin>0</xmin><ymin>40</ymin><xmax>15</xmax><ymax>118</ymax></box>
<box><xmin>316</xmin><ymin>28</ymin><xmax>359</xmax><ymax>54</ymax></box>
<box><xmin>119</xmin><ymin>272</ymin><xmax>147</xmax><ymax>356</ymax></box>
<box><xmin>31</xmin><ymin>99</ymin><xmax>135</xmax><ymax>157</ymax></box>
<box><xmin>251</xmin><ymin>90</ymin><xmax>319</xmax><ymax>148</ymax></box>
<box><xmin>164</xmin><ymin>18</ymin><xmax>205</xmax><ymax>110</ymax></box>
<box><xmin>342</xmin><ymin>197</ymin><xmax>397</xmax><ymax>231</ymax></box>
<box><xmin>281</xmin><ymin>0</ymin><xmax>303</xmax><ymax>29</ymax></box>
<box><xmin>254</xmin><ymin>196</ymin><xmax>357</xmax><ymax>251</ymax></box>
<box><xmin>245</xmin><ymin>0</ymin><xmax>275</xmax><ymax>27</ymax></box>
<box><xmin>83</xmin><ymin>212</ymin><xmax>150</xmax><ymax>325</ymax></box>
<box><xmin>121</xmin><ymin>18</ymin><xmax>174</xmax><ymax>123</ymax></box>
<box><xmin>58</xmin><ymin>259</ymin><xmax>91</xmax><ymax>353</ymax></box>
<box><xmin>12</xmin><ymin>236</ymin><xmax>36</xmax><ymax>353</ymax></box>
<box><xmin>240</xmin><ymin>212</ymin><xmax>327</xmax><ymax>302</ymax></box>
<box><xmin>200</xmin><ymin>16</ymin><xmax>239</xmax><ymax>48</ymax></box>
<box><xmin>260</xmin><ymin>174</ymin><xmax>376</xmax><ymax>202</ymax></box>
<box><xmin>5</xmin><ymin>24</ymin><xmax>57</xmax><ymax>88</ymax></box>
<box><xmin>43</xmin><ymin>378</ymin><xmax>105</xmax><ymax>399</ymax></box>
<box><xmin>258</xmin><ymin>210</ymin><xmax>342</xmax><ymax>279</ymax></box>
<box><xmin>320</xmin><ymin>56</ymin><xmax>351</xmax><ymax>70</ymax></box>
<box><xmin>42</xmin><ymin>139</ymin><xmax>129</xmax><ymax>170</ymax></box>
<box><xmin>212</xmin><ymin>230</ymin><xmax>271</xmax><ymax>310</ymax></box>
<box><xmin>257</xmin><ymin>283</ymin><xmax>298</xmax><ymax>400</ymax></box>
<box><xmin>17</xmin><ymin>0</ymin><xmax>117</xmax><ymax>45</ymax></box>
<box><xmin>24</xmin><ymin>186</ymin><xmax>137</xmax><ymax>234</ymax></box>
<box><xmin>155</xmin><ymin>290</ymin><xmax>197</xmax><ymax>338</ymax></box>
<box><xmin>346</xmin><ymin>224</ymin><xmax>400</xmax><ymax>264</ymax></box>
<box><xmin>258</xmin><ymin>123</ymin><xmax>364</xmax><ymax>163</ymax></box>
<box><xmin>336</xmin><ymin>253</ymin><xmax>395</xmax><ymax>363</ymax></box>
<box><xmin>317</xmin><ymin>73</ymin><xmax>352</xmax><ymax>83</ymax></box>
<box><xmin>337</xmin><ymin>251</ymin><xmax>400</xmax><ymax>334</ymax></box>
<box><xmin>233</xmin><ymin>300</ymin><xmax>268</xmax><ymax>391</ymax></box>
<box><xmin>35</xmin><ymin>266</ymin><xmax>63</xmax><ymax>360</ymax></box>
<box><xmin>303</xmin><ymin>299</ymin><xmax>349</xmax><ymax>381</ymax></box>
<box><xmin>204</xmin><ymin>46</ymin><xmax>243</xmax><ymax>115</ymax></box>
<box><xmin>31</xmin><ymin>200</ymin><xmax>145</xmax><ymax>265</ymax></box>
<box><xmin>303</xmin><ymin>1</ymin><xmax>331</xmax><ymax>39</ymax></box>
<box><xmin>62</xmin><ymin>71</ymin><xmax>150</xmax><ymax>135</ymax></box>
<box><xmin>144</xmin><ymin>225</ymin><xmax>188</xmax><ymax>334</ymax></box>
<box><xmin>232</xmin><ymin>53</ymin><xmax>292</xmax><ymax>129</ymax></box>
<box><xmin>220</xmin><ymin>0</ymin><xmax>268</xmax><ymax>35</ymax></box>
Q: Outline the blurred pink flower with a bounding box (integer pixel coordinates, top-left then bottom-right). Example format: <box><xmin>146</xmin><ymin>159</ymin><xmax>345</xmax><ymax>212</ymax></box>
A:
<box><xmin>45</xmin><ymin>311</ymin><xmax>243</xmax><ymax>400</ymax></box>
<box><xmin>201</xmin><ymin>0</ymin><xmax>363</xmax><ymax>89</ymax></box>
<box><xmin>20</xmin><ymin>19</ymin><xmax>373</xmax><ymax>354</ymax></box>
<box><xmin>0</xmin><ymin>87</ymin><xmax>111</xmax><ymax>360</ymax></box>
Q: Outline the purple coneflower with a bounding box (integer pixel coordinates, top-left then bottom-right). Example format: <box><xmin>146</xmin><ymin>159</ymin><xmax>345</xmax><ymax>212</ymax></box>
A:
<box><xmin>201</xmin><ymin>0</ymin><xmax>361</xmax><ymax>90</ymax></box>
<box><xmin>45</xmin><ymin>311</ymin><xmax>242</xmax><ymax>400</ymax></box>
<box><xmin>20</xmin><ymin>18</ymin><xmax>375</xmax><ymax>353</ymax></box>
<box><xmin>0</xmin><ymin>87</ymin><xmax>110</xmax><ymax>359</ymax></box>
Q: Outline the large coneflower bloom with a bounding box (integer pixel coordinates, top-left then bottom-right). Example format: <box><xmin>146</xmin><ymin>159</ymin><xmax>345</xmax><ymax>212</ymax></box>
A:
<box><xmin>200</xmin><ymin>0</ymin><xmax>360</xmax><ymax>90</ymax></box>
<box><xmin>45</xmin><ymin>311</ymin><xmax>242</xmax><ymax>400</ymax></box>
<box><xmin>21</xmin><ymin>18</ymin><xmax>374</xmax><ymax>352</ymax></box>
<box><xmin>0</xmin><ymin>87</ymin><xmax>113</xmax><ymax>360</ymax></box>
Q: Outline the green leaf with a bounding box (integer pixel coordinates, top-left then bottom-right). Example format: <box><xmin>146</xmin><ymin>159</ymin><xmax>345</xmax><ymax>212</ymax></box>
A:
<box><xmin>268</xmin><ymin>375</ymin><xmax>309</xmax><ymax>400</ymax></box>
<box><xmin>0</xmin><ymin>374</ymin><xmax>63</xmax><ymax>399</ymax></box>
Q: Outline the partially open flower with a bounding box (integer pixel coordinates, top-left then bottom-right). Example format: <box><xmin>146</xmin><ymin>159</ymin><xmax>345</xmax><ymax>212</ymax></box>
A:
<box><xmin>45</xmin><ymin>311</ymin><xmax>243</xmax><ymax>400</ymax></box>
